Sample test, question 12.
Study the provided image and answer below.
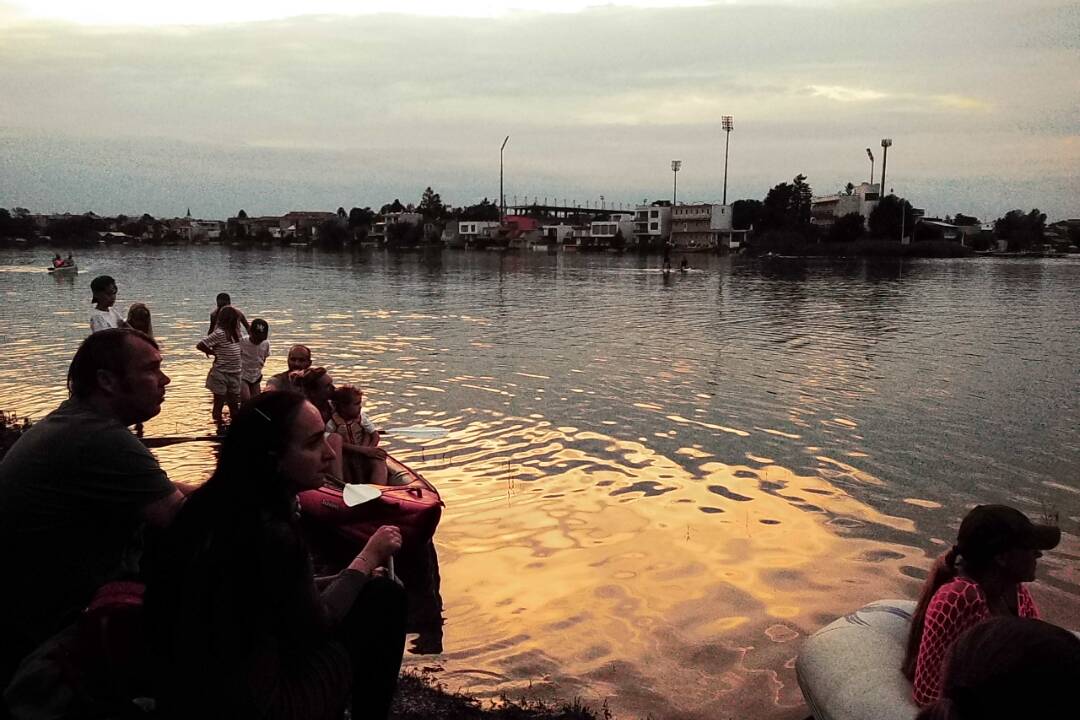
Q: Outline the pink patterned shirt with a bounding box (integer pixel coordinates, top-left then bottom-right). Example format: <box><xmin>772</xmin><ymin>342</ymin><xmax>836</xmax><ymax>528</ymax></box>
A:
<box><xmin>913</xmin><ymin>576</ymin><xmax>1038</xmax><ymax>705</ymax></box>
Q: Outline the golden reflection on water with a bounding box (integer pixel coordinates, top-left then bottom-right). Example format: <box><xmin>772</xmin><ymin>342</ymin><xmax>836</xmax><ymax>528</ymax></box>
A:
<box><xmin>4</xmin><ymin>251</ymin><xmax>1080</xmax><ymax>720</ymax></box>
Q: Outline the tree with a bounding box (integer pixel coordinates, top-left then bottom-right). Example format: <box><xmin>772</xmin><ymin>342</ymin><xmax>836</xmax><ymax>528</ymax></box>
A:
<box><xmin>732</xmin><ymin>199</ymin><xmax>763</xmax><ymax>231</ymax></box>
<box><xmin>237</xmin><ymin>209</ymin><xmax>248</xmax><ymax>219</ymax></box>
<box><xmin>336</xmin><ymin>207</ymin><xmax>346</xmax><ymax>219</ymax></box>
<box><xmin>386</xmin><ymin>220</ymin><xmax>423</xmax><ymax>249</ymax></box>
<box><xmin>868</xmin><ymin>194</ymin><xmax>917</xmax><ymax>240</ymax></box>
<box><xmin>379</xmin><ymin>199</ymin><xmax>406</xmax><ymax>214</ymax></box>
<box><xmin>316</xmin><ymin>218</ymin><xmax>349</xmax><ymax>248</ymax></box>
<box><xmin>348</xmin><ymin>207</ymin><xmax>374</xmax><ymax>228</ymax></box>
<box><xmin>954</xmin><ymin>213</ymin><xmax>980</xmax><ymax>226</ymax></box>
<box><xmin>760</xmin><ymin>174</ymin><xmax>813</xmax><ymax>233</ymax></box>
<box><xmin>459</xmin><ymin>198</ymin><xmax>500</xmax><ymax>221</ymax></box>
<box><xmin>418</xmin><ymin>187</ymin><xmax>446</xmax><ymax>221</ymax></box>
<box><xmin>993</xmin><ymin>209</ymin><xmax>1045</xmax><ymax>251</ymax></box>
<box><xmin>828</xmin><ymin>212</ymin><xmax>865</xmax><ymax>243</ymax></box>
<box><xmin>844</xmin><ymin>182</ymin><xmax>855</xmax><ymax>196</ymax></box>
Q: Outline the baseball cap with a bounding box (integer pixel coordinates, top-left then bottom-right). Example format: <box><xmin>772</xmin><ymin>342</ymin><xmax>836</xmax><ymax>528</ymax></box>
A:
<box><xmin>957</xmin><ymin>505</ymin><xmax>1060</xmax><ymax>560</ymax></box>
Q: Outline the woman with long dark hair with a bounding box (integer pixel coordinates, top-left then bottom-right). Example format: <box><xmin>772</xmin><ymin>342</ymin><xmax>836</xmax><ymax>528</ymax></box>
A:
<box><xmin>146</xmin><ymin>391</ymin><xmax>406</xmax><ymax>719</ymax></box>
<box><xmin>902</xmin><ymin>504</ymin><xmax>1059</xmax><ymax>705</ymax></box>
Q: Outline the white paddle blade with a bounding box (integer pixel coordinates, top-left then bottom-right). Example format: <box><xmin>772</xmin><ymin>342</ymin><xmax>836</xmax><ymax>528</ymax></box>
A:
<box><xmin>342</xmin><ymin>483</ymin><xmax>383</xmax><ymax>507</ymax></box>
<box><xmin>383</xmin><ymin>426</ymin><xmax>449</xmax><ymax>439</ymax></box>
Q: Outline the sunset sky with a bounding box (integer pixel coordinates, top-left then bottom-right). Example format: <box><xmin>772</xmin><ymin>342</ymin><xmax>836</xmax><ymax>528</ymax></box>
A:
<box><xmin>1</xmin><ymin>0</ymin><xmax>1077</xmax><ymax>220</ymax></box>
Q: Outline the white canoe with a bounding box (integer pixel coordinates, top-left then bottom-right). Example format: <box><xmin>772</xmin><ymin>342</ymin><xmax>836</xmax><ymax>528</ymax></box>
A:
<box><xmin>796</xmin><ymin>600</ymin><xmax>919</xmax><ymax>720</ymax></box>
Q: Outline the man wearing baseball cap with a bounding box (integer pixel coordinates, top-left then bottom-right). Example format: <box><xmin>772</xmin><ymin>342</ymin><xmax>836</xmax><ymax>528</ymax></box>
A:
<box><xmin>903</xmin><ymin>504</ymin><xmax>1061</xmax><ymax>705</ymax></box>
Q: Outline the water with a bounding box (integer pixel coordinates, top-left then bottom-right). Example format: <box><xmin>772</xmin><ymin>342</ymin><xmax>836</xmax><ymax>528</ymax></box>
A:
<box><xmin>2</xmin><ymin>246</ymin><xmax>1078</xmax><ymax>718</ymax></box>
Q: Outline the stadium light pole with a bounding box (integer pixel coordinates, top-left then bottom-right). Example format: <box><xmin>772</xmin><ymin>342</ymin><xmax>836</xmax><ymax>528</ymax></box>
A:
<box><xmin>721</xmin><ymin>116</ymin><xmax>734</xmax><ymax>205</ymax></box>
<box><xmin>500</xmin><ymin>135</ymin><xmax>510</xmax><ymax>222</ymax></box>
<box><xmin>880</xmin><ymin>138</ymin><xmax>892</xmax><ymax>198</ymax></box>
<box><xmin>866</xmin><ymin>148</ymin><xmax>875</xmax><ymax>188</ymax></box>
<box><xmin>671</xmin><ymin>160</ymin><xmax>682</xmax><ymax>205</ymax></box>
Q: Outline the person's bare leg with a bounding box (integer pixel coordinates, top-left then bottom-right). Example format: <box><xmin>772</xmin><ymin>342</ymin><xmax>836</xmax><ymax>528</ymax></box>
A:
<box><xmin>211</xmin><ymin>394</ymin><xmax>225</xmax><ymax>424</ymax></box>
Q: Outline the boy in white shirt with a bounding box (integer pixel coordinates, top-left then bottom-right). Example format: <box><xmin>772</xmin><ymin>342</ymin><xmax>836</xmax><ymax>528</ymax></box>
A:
<box><xmin>239</xmin><ymin>318</ymin><xmax>271</xmax><ymax>404</ymax></box>
<box><xmin>89</xmin><ymin>276</ymin><xmax>129</xmax><ymax>334</ymax></box>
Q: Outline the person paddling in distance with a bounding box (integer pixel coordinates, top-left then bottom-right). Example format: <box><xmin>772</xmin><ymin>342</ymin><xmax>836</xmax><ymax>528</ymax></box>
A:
<box><xmin>326</xmin><ymin>385</ymin><xmax>388</xmax><ymax>486</ymax></box>
<box><xmin>145</xmin><ymin>391</ymin><xmax>406</xmax><ymax>720</ymax></box>
<box><xmin>89</xmin><ymin>275</ymin><xmax>130</xmax><ymax>333</ymax></box>
<box><xmin>903</xmin><ymin>504</ymin><xmax>1060</xmax><ymax>705</ymax></box>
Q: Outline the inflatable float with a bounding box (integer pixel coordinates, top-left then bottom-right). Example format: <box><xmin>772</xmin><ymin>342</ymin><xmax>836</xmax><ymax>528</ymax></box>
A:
<box><xmin>796</xmin><ymin>599</ymin><xmax>920</xmax><ymax>720</ymax></box>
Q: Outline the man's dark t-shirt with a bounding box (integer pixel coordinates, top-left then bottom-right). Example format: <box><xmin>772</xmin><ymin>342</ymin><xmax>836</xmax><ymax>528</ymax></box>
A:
<box><xmin>0</xmin><ymin>398</ymin><xmax>174</xmax><ymax>646</ymax></box>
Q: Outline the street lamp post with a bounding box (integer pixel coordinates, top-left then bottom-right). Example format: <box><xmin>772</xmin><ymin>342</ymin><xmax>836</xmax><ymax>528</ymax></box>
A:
<box><xmin>500</xmin><ymin>135</ymin><xmax>510</xmax><ymax>222</ymax></box>
<box><xmin>721</xmin><ymin>116</ymin><xmax>733</xmax><ymax>205</ymax></box>
<box><xmin>880</xmin><ymin>138</ymin><xmax>892</xmax><ymax>198</ymax></box>
<box><xmin>866</xmin><ymin>148</ymin><xmax>875</xmax><ymax>188</ymax></box>
<box><xmin>671</xmin><ymin>160</ymin><xmax>682</xmax><ymax>205</ymax></box>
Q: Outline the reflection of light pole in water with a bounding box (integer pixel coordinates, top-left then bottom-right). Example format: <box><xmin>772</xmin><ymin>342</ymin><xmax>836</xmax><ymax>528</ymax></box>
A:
<box><xmin>499</xmin><ymin>135</ymin><xmax>510</xmax><ymax>222</ymax></box>
<box><xmin>671</xmin><ymin>160</ymin><xmax>681</xmax><ymax>205</ymax></box>
<box><xmin>880</xmin><ymin>138</ymin><xmax>892</xmax><ymax>198</ymax></box>
<box><xmin>866</xmin><ymin>147</ymin><xmax>875</xmax><ymax>188</ymax></box>
<box><xmin>721</xmin><ymin>116</ymin><xmax>733</xmax><ymax>205</ymax></box>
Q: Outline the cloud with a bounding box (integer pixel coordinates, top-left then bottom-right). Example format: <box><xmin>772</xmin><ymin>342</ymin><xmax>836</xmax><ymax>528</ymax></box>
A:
<box><xmin>0</xmin><ymin>1</ymin><xmax>1077</xmax><ymax>220</ymax></box>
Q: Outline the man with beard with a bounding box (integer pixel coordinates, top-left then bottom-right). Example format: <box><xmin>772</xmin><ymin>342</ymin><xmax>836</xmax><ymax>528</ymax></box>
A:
<box><xmin>0</xmin><ymin>328</ymin><xmax>183</xmax><ymax>694</ymax></box>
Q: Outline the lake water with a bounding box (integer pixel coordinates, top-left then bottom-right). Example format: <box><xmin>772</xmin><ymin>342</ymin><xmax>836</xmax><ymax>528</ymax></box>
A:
<box><xmin>1</xmin><ymin>246</ymin><xmax>1078</xmax><ymax>719</ymax></box>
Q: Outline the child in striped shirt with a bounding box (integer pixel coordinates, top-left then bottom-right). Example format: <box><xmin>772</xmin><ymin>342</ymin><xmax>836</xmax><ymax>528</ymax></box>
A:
<box><xmin>197</xmin><ymin>305</ymin><xmax>243</xmax><ymax>427</ymax></box>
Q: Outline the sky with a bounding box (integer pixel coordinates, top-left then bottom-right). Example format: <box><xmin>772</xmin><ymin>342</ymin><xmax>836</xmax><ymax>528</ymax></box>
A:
<box><xmin>0</xmin><ymin>0</ymin><xmax>1078</xmax><ymax>221</ymax></box>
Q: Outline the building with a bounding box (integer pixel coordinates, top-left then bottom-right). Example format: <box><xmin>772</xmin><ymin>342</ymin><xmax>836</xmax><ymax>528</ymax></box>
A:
<box><xmin>371</xmin><ymin>212</ymin><xmax>423</xmax><ymax>244</ymax></box>
<box><xmin>457</xmin><ymin>220</ymin><xmax>500</xmax><ymax>247</ymax></box>
<box><xmin>633</xmin><ymin>205</ymin><xmax>671</xmax><ymax>250</ymax></box>
<box><xmin>669</xmin><ymin>203</ymin><xmax>736</xmax><ymax>252</ymax></box>
<box><xmin>810</xmin><ymin>182</ymin><xmax>881</xmax><ymax>228</ymax></box>
<box><xmin>588</xmin><ymin>213</ymin><xmax>635</xmax><ymax>250</ymax></box>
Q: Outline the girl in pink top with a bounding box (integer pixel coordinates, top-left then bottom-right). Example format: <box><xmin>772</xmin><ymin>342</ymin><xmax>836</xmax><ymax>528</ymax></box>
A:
<box><xmin>902</xmin><ymin>504</ymin><xmax>1060</xmax><ymax>705</ymax></box>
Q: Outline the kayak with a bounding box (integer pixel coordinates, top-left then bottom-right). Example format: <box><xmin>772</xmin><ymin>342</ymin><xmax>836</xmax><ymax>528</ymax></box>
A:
<box><xmin>298</xmin><ymin>454</ymin><xmax>445</xmax><ymax>643</ymax></box>
<box><xmin>47</xmin><ymin>264</ymin><xmax>78</xmax><ymax>274</ymax></box>
<box><xmin>796</xmin><ymin>600</ymin><xmax>919</xmax><ymax>720</ymax></box>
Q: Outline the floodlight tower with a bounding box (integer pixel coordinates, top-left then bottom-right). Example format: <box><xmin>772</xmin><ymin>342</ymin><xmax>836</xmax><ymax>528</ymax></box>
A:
<box><xmin>866</xmin><ymin>147</ymin><xmax>875</xmax><ymax>187</ymax></box>
<box><xmin>880</xmin><ymin>138</ymin><xmax>892</xmax><ymax>197</ymax></box>
<box><xmin>671</xmin><ymin>160</ymin><xmax>682</xmax><ymax>205</ymax></box>
<box><xmin>721</xmin><ymin>116</ymin><xmax>734</xmax><ymax>205</ymax></box>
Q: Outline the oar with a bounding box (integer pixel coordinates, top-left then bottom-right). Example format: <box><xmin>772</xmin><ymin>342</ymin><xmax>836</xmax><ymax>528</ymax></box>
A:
<box><xmin>380</xmin><ymin>426</ymin><xmax>449</xmax><ymax>439</ymax></box>
<box><xmin>141</xmin><ymin>435</ymin><xmax>222</xmax><ymax>448</ymax></box>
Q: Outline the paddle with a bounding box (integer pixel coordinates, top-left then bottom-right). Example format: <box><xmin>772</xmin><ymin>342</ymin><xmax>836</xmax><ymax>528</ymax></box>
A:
<box><xmin>141</xmin><ymin>435</ymin><xmax>221</xmax><ymax>448</ymax></box>
<box><xmin>140</xmin><ymin>425</ymin><xmax>448</xmax><ymax>449</ymax></box>
<box><xmin>380</xmin><ymin>426</ymin><xmax>449</xmax><ymax>439</ymax></box>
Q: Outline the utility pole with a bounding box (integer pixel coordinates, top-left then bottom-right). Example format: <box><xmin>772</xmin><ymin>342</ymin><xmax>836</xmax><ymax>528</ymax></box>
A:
<box><xmin>499</xmin><ymin>135</ymin><xmax>510</xmax><ymax>222</ymax></box>
<box><xmin>721</xmin><ymin>116</ymin><xmax>733</xmax><ymax>205</ymax></box>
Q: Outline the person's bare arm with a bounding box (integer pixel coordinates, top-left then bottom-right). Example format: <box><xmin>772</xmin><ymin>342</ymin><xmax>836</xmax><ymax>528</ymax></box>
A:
<box><xmin>142</xmin><ymin>488</ymin><xmax>186</xmax><ymax>528</ymax></box>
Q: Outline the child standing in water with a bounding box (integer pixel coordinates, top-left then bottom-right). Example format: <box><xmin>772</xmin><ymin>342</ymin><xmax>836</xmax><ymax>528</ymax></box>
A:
<box><xmin>197</xmin><ymin>305</ymin><xmax>243</xmax><ymax>428</ymax></box>
<box><xmin>126</xmin><ymin>303</ymin><xmax>153</xmax><ymax>337</ymax></box>
<box><xmin>239</xmin><ymin>318</ymin><xmax>270</xmax><ymax>404</ymax></box>
<box><xmin>325</xmin><ymin>385</ymin><xmax>388</xmax><ymax>486</ymax></box>
<box><xmin>88</xmin><ymin>275</ymin><xmax>129</xmax><ymax>333</ymax></box>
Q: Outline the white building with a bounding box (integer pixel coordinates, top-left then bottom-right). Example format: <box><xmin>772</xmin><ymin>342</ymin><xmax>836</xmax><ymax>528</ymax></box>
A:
<box><xmin>457</xmin><ymin>220</ymin><xmax>500</xmax><ymax>246</ymax></box>
<box><xmin>633</xmin><ymin>205</ymin><xmax>672</xmax><ymax>249</ymax></box>
<box><xmin>589</xmin><ymin>213</ymin><xmax>635</xmax><ymax>250</ymax></box>
<box><xmin>810</xmin><ymin>182</ymin><xmax>881</xmax><ymax>227</ymax></box>
<box><xmin>371</xmin><ymin>212</ymin><xmax>423</xmax><ymax>244</ymax></box>
<box><xmin>670</xmin><ymin>203</ymin><xmax>736</xmax><ymax>251</ymax></box>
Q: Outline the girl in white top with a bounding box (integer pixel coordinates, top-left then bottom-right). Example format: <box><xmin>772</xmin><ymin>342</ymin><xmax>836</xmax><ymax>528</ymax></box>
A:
<box><xmin>89</xmin><ymin>275</ymin><xmax>129</xmax><ymax>333</ymax></box>
<box><xmin>239</xmin><ymin>318</ymin><xmax>271</xmax><ymax>404</ymax></box>
<box><xmin>197</xmin><ymin>305</ymin><xmax>243</xmax><ymax>426</ymax></box>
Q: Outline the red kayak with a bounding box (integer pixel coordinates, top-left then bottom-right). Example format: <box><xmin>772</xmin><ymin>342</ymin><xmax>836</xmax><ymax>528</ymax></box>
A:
<box><xmin>298</xmin><ymin>454</ymin><xmax>444</xmax><ymax>641</ymax></box>
<box><xmin>298</xmin><ymin>454</ymin><xmax>443</xmax><ymax>564</ymax></box>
